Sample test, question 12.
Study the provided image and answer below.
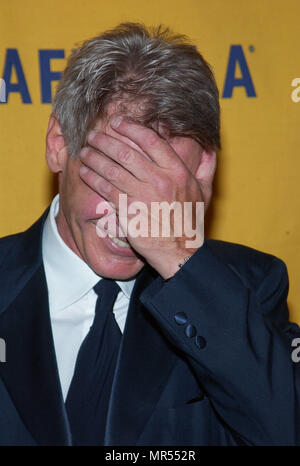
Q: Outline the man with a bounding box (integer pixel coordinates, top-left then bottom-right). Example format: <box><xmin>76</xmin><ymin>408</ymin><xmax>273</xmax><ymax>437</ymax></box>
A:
<box><xmin>0</xmin><ymin>22</ymin><xmax>299</xmax><ymax>446</ymax></box>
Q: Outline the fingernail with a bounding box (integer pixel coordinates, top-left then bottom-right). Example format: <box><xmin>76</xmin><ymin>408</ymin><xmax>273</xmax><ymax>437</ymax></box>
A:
<box><xmin>111</xmin><ymin>116</ymin><xmax>123</xmax><ymax>129</ymax></box>
<box><xmin>87</xmin><ymin>130</ymin><xmax>98</xmax><ymax>143</ymax></box>
<box><xmin>80</xmin><ymin>165</ymin><xmax>89</xmax><ymax>175</ymax></box>
<box><xmin>80</xmin><ymin>147</ymin><xmax>89</xmax><ymax>159</ymax></box>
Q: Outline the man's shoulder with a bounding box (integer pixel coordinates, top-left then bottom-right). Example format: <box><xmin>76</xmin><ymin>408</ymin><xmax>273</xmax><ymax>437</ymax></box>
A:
<box><xmin>0</xmin><ymin>210</ymin><xmax>48</xmax><ymax>270</ymax></box>
<box><xmin>0</xmin><ymin>231</ymin><xmax>24</xmax><ymax>266</ymax></box>
<box><xmin>205</xmin><ymin>238</ymin><xmax>288</xmax><ymax>292</ymax></box>
<box><xmin>206</xmin><ymin>237</ymin><xmax>280</xmax><ymax>267</ymax></box>
<box><xmin>0</xmin><ymin>230</ymin><xmax>24</xmax><ymax>247</ymax></box>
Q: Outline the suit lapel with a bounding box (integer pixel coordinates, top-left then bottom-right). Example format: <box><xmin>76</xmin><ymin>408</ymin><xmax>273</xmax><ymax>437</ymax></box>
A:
<box><xmin>105</xmin><ymin>266</ymin><xmax>178</xmax><ymax>445</ymax></box>
<box><xmin>0</xmin><ymin>213</ymin><xmax>71</xmax><ymax>445</ymax></box>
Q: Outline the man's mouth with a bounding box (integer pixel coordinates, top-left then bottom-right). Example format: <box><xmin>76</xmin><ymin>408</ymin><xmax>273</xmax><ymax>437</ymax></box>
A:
<box><xmin>107</xmin><ymin>233</ymin><xmax>131</xmax><ymax>248</ymax></box>
<box><xmin>91</xmin><ymin>214</ymin><xmax>133</xmax><ymax>250</ymax></box>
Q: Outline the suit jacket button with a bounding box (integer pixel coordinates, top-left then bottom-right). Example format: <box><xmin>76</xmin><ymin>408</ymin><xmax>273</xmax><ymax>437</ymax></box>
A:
<box><xmin>185</xmin><ymin>324</ymin><xmax>196</xmax><ymax>338</ymax></box>
<box><xmin>195</xmin><ymin>335</ymin><xmax>206</xmax><ymax>349</ymax></box>
<box><xmin>174</xmin><ymin>312</ymin><xmax>187</xmax><ymax>325</ymax></box>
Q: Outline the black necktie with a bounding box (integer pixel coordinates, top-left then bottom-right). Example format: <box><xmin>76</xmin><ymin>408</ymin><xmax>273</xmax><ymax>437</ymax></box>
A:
<box><xmin>65</xmin><ymin>278</ymin><xmax>122</xmax><ymax>445</ymax></box>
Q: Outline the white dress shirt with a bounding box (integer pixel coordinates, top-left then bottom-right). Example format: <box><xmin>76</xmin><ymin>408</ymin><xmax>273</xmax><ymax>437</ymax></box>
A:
<box><xmin>42</xmin><ymin>194</ymin><xmax>136</xmax><ymax>401</ymax></box>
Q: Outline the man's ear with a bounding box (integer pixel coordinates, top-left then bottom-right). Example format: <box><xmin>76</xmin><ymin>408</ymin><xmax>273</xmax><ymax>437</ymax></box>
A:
<box><xmin>195</xmin><ymin>148</ymin><xmax>217</xmax><ymax>210</ymax></box>
<box><xmin>46</xmin><ymin>114</ymin><xmax>68</xmax><ymax>173</ymax></box>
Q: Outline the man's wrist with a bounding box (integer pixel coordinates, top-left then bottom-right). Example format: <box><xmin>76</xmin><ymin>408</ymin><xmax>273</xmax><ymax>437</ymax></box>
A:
<box><xmin>150</xmin><ymin>246</ymin><xmax>201</xmax><ymax>280</ymax></box>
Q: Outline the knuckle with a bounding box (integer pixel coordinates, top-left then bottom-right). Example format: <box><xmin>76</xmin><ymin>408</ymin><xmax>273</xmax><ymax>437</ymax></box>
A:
<box><xmin>97</xmin><ymin>178</ymin><xmax>112</xmax><ymax>193</ymax></box>
<box><xmin>91</xmin><ymin>132</ymin><xmax>103</xmax><ymax>146</ymax></box>
<box><xmin>105</xmin><ymin>164</ymin><xmax>119</xmax><ymax>179</ymax></box>
<box><xmin>85</xmin><ymin>150</ymin><xmax>94</xmax><ymax>165</ymax></box>
<box><xmin>156</xmin><ymin>175</ymin><xmax>173</xmax><ymax>196</ymax></box>
<box><xmin>176</xmin><ymin>167</ymin><xmax>189</xmax><ymax>186</ymax></box>
<box><xmin>119</xmin><ymin>147</ymin><xmax>132</xmax><ymax>163</ymax></box>
<box><xmin>145</xmin><ymin>132</ymin><xmax>159</xmax><ymax>147</ymax></box>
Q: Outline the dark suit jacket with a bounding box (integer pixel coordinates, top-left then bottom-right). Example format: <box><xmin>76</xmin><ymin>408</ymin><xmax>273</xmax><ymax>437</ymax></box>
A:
<box><xmin>0</xmin><ymin>210</ymin><xmax>299</xmax><ymax>446</ymax></box>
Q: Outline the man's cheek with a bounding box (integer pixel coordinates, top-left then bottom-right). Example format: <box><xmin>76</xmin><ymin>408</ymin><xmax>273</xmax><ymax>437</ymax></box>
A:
<box><xmin>81</xmin><ymin>193</ymin><xmax>111</xmax><ymax>220</ymax></box>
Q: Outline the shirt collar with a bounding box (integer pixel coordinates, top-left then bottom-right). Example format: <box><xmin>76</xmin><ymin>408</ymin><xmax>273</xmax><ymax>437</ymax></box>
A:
<box><xmin>42</xmin><ymin>194</ymin><xmax>135</xmax><ymax>312</ymax></box>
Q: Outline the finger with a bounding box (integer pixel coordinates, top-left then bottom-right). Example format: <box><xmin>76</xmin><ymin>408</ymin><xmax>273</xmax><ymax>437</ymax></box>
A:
<box><xmin>79</xmin><ymin>164</ymin><xmax>120</xmax><ymax>207</ymax></box>
<box><xmin>109</xmin><ymin>116</ymin><xmax>183</xmax><ymax>169</ymax></box>
<box><xmin>80</xmin><ymin>147</ymin><xmax>141</xmax><ymax>195</ymax></box>
<box><xmin>87</xmin><ymin>130</ymin><xmax>157</xmax><ymax>182</ymax></box>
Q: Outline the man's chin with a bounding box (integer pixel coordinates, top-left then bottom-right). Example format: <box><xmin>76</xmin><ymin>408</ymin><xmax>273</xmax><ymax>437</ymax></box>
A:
<box><xmin>92</xmin><ymin>261</ymin><xmax>144</xmax><ymax>281</ymax></box>
<box><xmin>86</xmin><ymin>247</ymin><xmax>144</xmax><ymax>280</ymax></box>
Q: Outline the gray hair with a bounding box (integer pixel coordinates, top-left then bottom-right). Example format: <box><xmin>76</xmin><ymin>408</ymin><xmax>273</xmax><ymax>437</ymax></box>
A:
<box><xmin>53</xmin><ymin>22</ymin><xmax>220</xmax><ymax>157</ymax></box>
